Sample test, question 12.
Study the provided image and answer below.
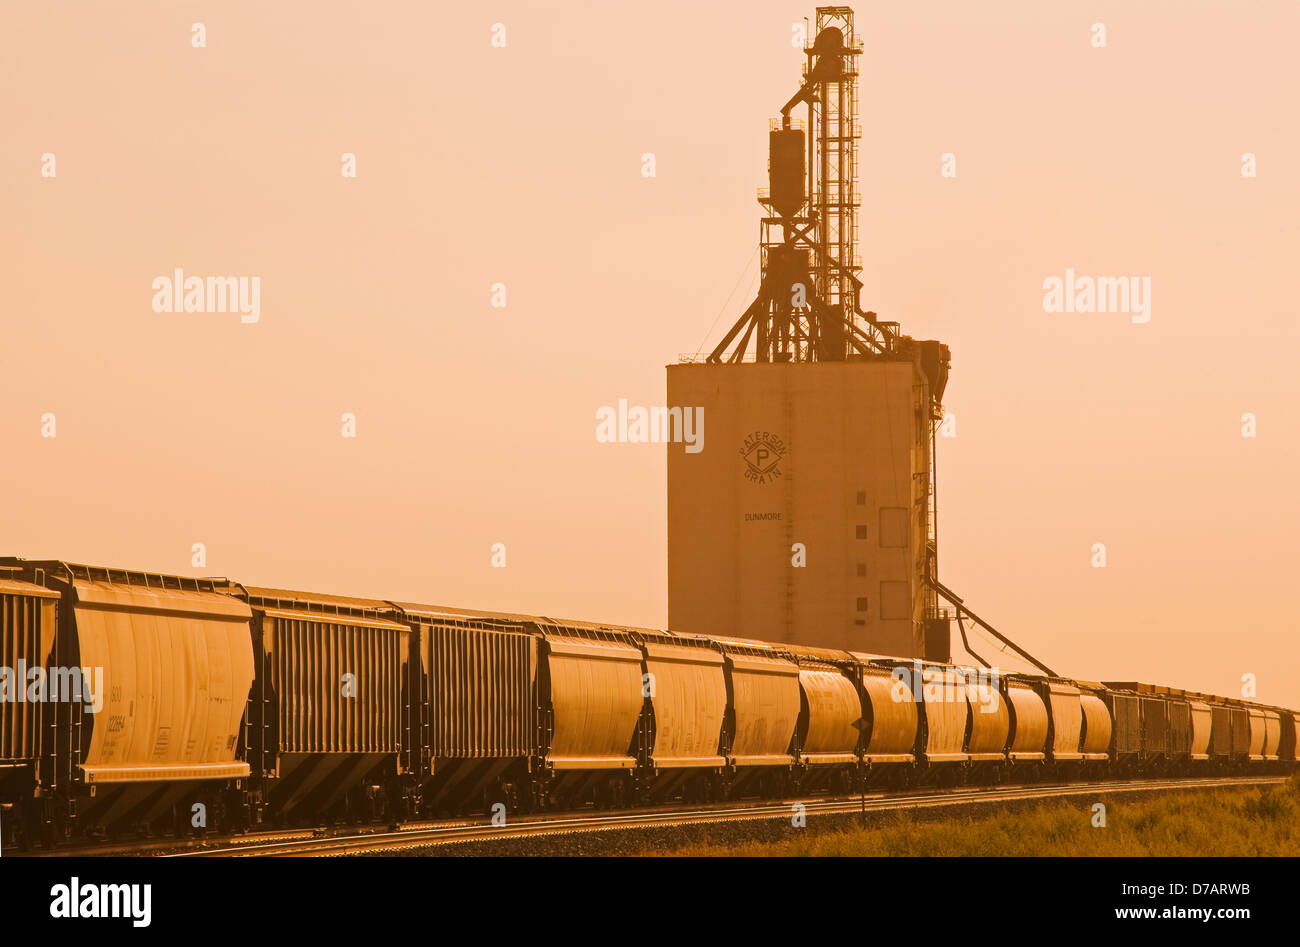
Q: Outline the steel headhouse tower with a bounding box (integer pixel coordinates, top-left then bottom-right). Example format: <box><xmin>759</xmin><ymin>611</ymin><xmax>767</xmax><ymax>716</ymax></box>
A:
<box><xmin>708</xmin><ymin>6</ymin><xmax>900</xmax><ymax>365</ymax></box>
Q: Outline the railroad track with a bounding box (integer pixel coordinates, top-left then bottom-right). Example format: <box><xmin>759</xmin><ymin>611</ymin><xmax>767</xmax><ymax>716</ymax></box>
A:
<box><xmin>158</xmin><ymin>774</ymin><xmax>1283</xmax><ymax>857</ymax></box>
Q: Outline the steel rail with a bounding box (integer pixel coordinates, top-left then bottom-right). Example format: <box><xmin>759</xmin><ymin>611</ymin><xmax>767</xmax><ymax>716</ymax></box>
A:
<box><xmin>167</xmin><ymin>775</ymin><xmax>1285</xmax><ymax>857</ymax></box>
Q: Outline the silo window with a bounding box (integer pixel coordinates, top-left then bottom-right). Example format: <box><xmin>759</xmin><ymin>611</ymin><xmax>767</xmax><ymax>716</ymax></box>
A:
<box><xmin>880</xmin><ymin>581</ymin><xmax>910</xmax><ymax>620</ymax></box>
<box><xmin>856</xmin><ymin>490</ymin><xmax>866</xmax><ymax>505</ymax></box>
<box><xmin>878</xmin><ymin>507</ymin><xmax>908</xmax><ymax>548</ymax></box>
<box><xmin>856</xmin><ymin>597</ymin><xmax>869</xmax><ymax>612</ymax></box>
<box><xmin>855</xmin><ymin>525</ymin><xmax>868</xmax><ymax>540</ymax></box>
<box><xmin>856</xmin><ymin>563</ymin><xmax>866</xmax><ymax>577</ymax></box>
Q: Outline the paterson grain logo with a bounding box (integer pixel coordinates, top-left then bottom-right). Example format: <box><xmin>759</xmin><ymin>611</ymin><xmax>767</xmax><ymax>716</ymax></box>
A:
<box><xmin>740</xmin><ymin>431</ymin><xmax>785</xmax><ymax>484</ymax></box>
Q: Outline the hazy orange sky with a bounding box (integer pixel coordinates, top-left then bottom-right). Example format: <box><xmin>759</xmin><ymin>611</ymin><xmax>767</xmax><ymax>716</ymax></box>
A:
<box><xmin>3</xmin><ymin>2</ymin><xmax>1297</xmax><ymax>706</ymax></box>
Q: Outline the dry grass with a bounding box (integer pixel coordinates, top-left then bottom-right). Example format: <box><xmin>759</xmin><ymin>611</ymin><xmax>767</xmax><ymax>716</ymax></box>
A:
<box><xmin>657</xmin><ymin>775</ymin><xmax>1300</xmax><ymax>856</ymax></box>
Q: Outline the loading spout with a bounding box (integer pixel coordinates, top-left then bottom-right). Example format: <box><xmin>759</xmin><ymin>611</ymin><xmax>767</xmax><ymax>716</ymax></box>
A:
<box><xmin>927</xmin><ymin>574</ymin><xmax>1058</xmax><ymax>678</ymax></box>
<box><xmin>954</xmin><ymin>613</ymin><xmax>990</xmax><ymax>669</ymax></box>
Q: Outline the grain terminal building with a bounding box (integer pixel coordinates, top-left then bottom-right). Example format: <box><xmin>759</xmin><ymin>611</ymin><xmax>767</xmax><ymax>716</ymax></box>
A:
<box><xmin>668</xmin><ymin>346</ymin><xmax>948</xmax><ymax>658</ymax></box>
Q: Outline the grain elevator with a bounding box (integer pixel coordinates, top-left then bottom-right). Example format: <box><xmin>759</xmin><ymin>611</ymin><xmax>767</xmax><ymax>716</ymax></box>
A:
<box><xmin>667</xmin><ymin>7</ymin><xmax>953</xmax><ymax>659</ymax></box>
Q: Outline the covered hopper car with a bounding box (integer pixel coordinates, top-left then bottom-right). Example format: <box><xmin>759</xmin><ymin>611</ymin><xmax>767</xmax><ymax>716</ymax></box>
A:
<box><xmin>0</xmin><ymin>557</ymin><xmax>1296</xmax><ymax>850</ymax></box>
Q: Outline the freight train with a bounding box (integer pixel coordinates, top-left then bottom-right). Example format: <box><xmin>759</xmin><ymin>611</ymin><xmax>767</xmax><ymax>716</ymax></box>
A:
<box><xmin>0</xmin><ymin>558</ymin><xmax>1295</xmax><ymax>849</ymax></box>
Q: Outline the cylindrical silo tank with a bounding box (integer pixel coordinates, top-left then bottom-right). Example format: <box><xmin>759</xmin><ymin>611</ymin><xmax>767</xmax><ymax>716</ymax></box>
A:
<box><xmin>768</xmin><ymin>128</ymin><xmax>805</xmax><ymax>218</ymax></box>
